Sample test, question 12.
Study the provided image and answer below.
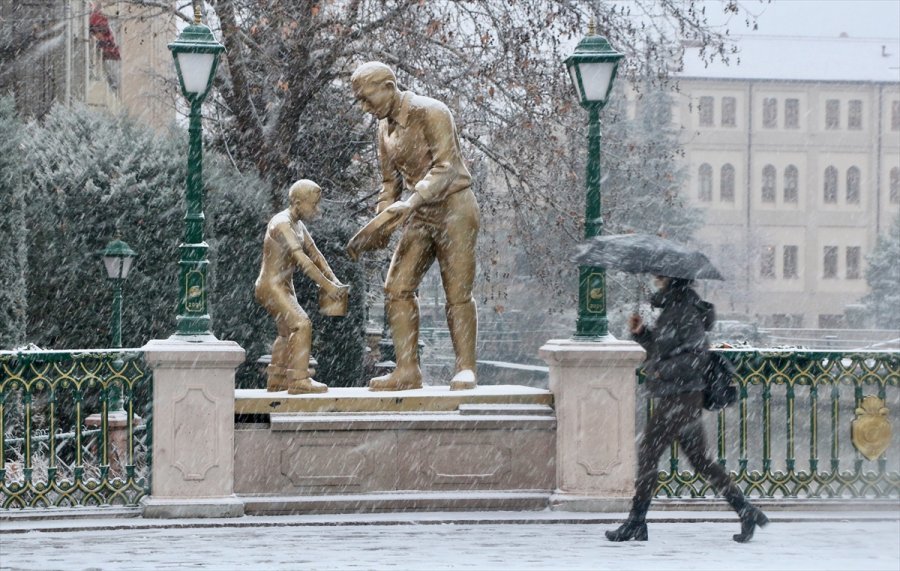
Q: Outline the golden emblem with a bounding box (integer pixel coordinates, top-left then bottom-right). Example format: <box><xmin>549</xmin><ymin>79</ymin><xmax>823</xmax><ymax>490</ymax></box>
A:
<box><xmin>589</xmin><ymin>288</ymin><xmax>604</xmax><ymax>300</ymax></box>
<box><xmin>851</xmin><ymin>396</ymin><xmax>892</xmax><ymax>461</ymax></box>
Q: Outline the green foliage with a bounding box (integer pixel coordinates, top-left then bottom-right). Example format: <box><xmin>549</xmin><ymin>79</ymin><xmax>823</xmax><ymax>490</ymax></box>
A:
<box><xmin>19</xmin><ymin>104</ymin><xmax>366</xmax><ymax>386</ymax></box>
<box><xmin>0</xmin><ymin>95</ymin><xmax>27</xmax><ymax>348</ymax></box>
<box><xmin>862</xmin><ymin>216</ymin><xmax>900</xmax><ymax>329</ymax></box>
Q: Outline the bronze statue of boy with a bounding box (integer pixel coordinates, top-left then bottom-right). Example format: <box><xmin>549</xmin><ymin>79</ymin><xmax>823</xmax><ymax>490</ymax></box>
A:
<box><xmin>255</xmin><ymin>180</ymin><xmax>346</xmax><ymax>394</ymax></box>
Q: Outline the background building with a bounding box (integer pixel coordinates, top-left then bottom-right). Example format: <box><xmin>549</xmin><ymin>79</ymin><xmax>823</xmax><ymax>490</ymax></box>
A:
<box><xmin>0</xmin><ymin>1</ymin><xmax>172</xmax><ymax>127</ymax></box>
<box><xmin>673</xmin><ymin>35</ymin><xmax>900</xmax><ymax>330</ymax></box>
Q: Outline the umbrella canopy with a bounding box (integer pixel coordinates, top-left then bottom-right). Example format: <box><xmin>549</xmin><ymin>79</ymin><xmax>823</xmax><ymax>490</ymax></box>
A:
<box><xmin>573</xmin><ymin>233</ymin><xmax>725</xmax><ymax>280</ymax></box>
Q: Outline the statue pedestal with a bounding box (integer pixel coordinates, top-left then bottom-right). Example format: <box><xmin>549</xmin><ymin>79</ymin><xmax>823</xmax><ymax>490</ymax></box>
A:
<box><xmin>539</xmin><ymin>338</ymin><xmax>645</xmax><ymax>512</ymax></box>
<box><xmin>140</xmin><ymin>337</ymin><xmax>246</xmax><ymax>518</ymax></box>
<box><xmin>233</xmin><ymin>385</ymin><xmax>555</xmax><ymax>514</ymax></box>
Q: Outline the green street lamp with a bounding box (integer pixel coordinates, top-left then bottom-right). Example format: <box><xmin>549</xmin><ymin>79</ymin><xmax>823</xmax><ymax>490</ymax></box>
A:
<box><xmin>565</xmin><ymin>24</ymin><xmax>624</xmax><ymax>339</ymax></box>
<box><xmin>168</xmin><ymin>0</ymin><xmax>224</xmax><ymax>337</ymax></box>
<box><xmin>101</xmin><ymin>237</ymin><xmax>137</xmax><ymax>349</ymax></box>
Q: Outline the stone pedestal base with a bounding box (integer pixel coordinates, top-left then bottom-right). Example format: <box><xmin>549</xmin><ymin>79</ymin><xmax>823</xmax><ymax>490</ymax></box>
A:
<box><xmin>233</xmin><ymin>385</ymin><xmax>555</xmax><ymax>514</ymax></box>
<box><xmin>140</xmin><ymin>496</ymin><xmax>245</xmax><ymax>518</ymax></box>
<box><xmin>141</xmin><ymin>337</ymin><xmax>245</xmax><ymax>518</ymax></box>
<box><xmin>540</xmin><ymin>337</ymin><xmax>645</xmax><ymax>510</ymax></box>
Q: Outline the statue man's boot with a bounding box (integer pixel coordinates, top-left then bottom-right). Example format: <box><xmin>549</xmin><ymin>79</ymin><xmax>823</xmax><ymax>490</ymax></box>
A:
<box><xmin>369</xmin><ymin>298</ymin><xmax>423</xmax><ymax>391</ymax></box>
<box><xmin>446</xmin><ymin>299</ymin><xmax>477</xmax><ymax>390</ymax></box>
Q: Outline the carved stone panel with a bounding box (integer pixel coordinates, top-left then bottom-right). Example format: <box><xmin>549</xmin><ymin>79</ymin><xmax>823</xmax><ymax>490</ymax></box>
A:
<box><xmin>576</xmin><ymin>386</ymin><xmax>620</xmax><ymax>476</ymax></box>
<box><xmin>172</xmin><ymin>387</ymin><xmax>219</xmax><ymax>481</ymax></box>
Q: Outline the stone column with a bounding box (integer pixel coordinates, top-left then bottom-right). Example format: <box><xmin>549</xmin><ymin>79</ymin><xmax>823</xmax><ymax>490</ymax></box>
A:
<box><xmin>539</xmin><ymin>338</ymin><xmax>645</xmax><ymax>512</ymax></box>
<box><xmin>140</xmin><ymin>337</ymin><xmax>245</xmax><ymax>518</ymax></box>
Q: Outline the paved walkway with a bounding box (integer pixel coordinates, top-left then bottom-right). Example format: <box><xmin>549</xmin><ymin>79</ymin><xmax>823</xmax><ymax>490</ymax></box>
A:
<box><xmin>1</xmin><ymin>510</ymin><xmax>898</xmax><ymax>571</ymax></box>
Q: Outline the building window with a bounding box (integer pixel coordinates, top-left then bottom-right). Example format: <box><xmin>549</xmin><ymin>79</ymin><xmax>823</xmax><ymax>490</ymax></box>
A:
<box><xmin>699</xmin><ymin>96</ymin><xmax>714</xmax><ymax>126</ymax></box>
<box><xmin>823</xmin><ymin>246</ymin><xmax>838</xmax><ymax>279</ymax></box>
<box><xmin>891</xmin><ymin>100</ymin><xmax>900</xmax><ymax>131</ymax></box>
<box><xmin>848</xmin><ymin>100</ymin><xmax>862</xmax><ymax>130</ymax></box>
<box><xmin>846</xmin><ymin>246</ymin><xmax>861</xmax><ymax>279</ymax></box>
<box><xmin>825</xmin><ymin>99</ymin><xmax>840</xmax><ymax>129</ymax></box>
<box><xmin>890</xmin><ymin>167</ymin><xmax>900</xmax><ymax>204</ymax></box>
<box><xmin>698</xmin><ymin>163</ymin><xmax>713</xmax><ymax>201</ymax></box>
<box><xmin>721</xmin><ymin>96</ymin><xmax>736</xmax><ymax>127</ymax></box>
<box><xmin>720</xmin><ymin>164</ymin><xmax>735</xmax><ymax>202</ymax></box>
<box><xmin>763</xmin><ymin>98</ymin><xmax>777</xmax><ymax>128</ymax></box>
<box><xmin>784</xmin><ymin>165</ymin><xmax>799</xmax><ymax>203</ymax></box>
<box><xmin>761</xmin><ymin>164</ymin><xmax>776</xmax><ymax>202</ymax></box>
<box><xmin>819</xmin><ymin>314</ymin><xmax>845</xmax><ymax>328</ymax></box>
<box><xmin>846</xmin><ymin>166</ymin><xmax>861</xmax><ymax>204</ymax></box>
<box><xmin>783</xmin><ymin>245</ymin><xmax>799</xmax><ymax>279</ymax></box>
<box><xmin>761</xmin><ymin>246</ymin><xmax>776</xmax><ymax>279</ymax></box>
<box><xmin>824</xmin><ymin>166</ymin><xmax>838</xmax><ymax>203</ymax></box>
<box><xmin>785</xmin><ymin>98</ymin><xmax>800</xmax><ymax>129</ymax></box>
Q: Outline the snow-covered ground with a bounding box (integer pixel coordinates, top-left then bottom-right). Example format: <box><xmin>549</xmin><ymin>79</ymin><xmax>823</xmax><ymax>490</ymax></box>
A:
<box><xmin>1</xmin><ymin>511</ymin><xmax>898</xmax><ymax>571</ymax></box>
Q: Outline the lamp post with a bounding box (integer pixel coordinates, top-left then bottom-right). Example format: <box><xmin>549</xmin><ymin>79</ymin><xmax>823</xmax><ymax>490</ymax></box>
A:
<box><xmin>168</xmin><ymin>0</ymin><xmax>224</xmax><ymax>337</ymax></box>
<box><xmin>565</xmin><ymin>24</ymin><xmax>623</xmax><ymax>339</ymax></box>
<box><xmin>101</xmin><ymin>237</ymin><xmax>137</xmax><ymax>349</ymax></box>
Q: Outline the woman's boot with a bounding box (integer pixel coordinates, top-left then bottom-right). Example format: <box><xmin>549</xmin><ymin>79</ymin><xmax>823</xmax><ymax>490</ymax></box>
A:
<box><xmin>725</xmin><ymin>489</ymin><xmax>769</xmax><ymax>543</ymax></box>
<box><xmin>605</xmin><ymin>498</ymin><xmax>651</xmax><ymax>542</ymax></box>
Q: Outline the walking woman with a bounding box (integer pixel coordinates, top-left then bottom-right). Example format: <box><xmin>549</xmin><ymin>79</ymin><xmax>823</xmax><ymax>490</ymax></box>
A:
<box><xmin>606</xmin><ymin>275</ymin><xmax>768</xmax><ymax>543</ymax></box>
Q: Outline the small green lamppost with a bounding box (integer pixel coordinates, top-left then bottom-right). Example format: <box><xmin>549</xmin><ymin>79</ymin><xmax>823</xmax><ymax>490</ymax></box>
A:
<box><xmin>565</xmin><ymin>24</ymin><xmax>624</xmax><ymax>339</ymax></box>
<box><xmin>101</xmin><ymin>237</ymin><xmax>137</xmax><ymax>349</ymax></box>
<box><xmin>100</xmin><ymin>236</ymin><xmax>136</xmax><ymax>414</ymax></box>
<box><xmin>168</xmin><ymin>0</ymin><xmax>224</xmax><ymax>337</ymax></box>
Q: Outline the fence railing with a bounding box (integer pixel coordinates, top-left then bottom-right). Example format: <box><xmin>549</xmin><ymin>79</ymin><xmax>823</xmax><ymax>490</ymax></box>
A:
<box><xmin>642</xmin><ymin>349</ymin><xmax>900</xmax><ymax>499</ymax></box>
<box><xmin>0</xmin><ymin>350</ymin><xmax>152</xmax><ymax>509</ymax></box>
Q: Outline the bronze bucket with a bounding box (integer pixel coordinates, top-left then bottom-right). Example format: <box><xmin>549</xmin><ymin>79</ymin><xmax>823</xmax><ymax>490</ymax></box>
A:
<box><xmin>319</xmin><ymin>285</ymin><xmax>349</xmax><ymax>317</ymax></box>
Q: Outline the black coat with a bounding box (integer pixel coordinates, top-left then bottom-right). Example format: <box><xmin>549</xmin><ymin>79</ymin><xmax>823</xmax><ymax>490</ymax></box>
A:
<box><xmin>632</xmin><ymin>284</ymin><xmax>715</xmax><ymax>397</ymax></box>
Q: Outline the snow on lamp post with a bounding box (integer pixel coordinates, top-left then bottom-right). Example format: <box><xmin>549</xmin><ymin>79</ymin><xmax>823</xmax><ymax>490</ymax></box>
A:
<box><xmin>101</xmin><ymin>236</ymin><xmax>136</xmax><ymax>349</ymax></box>
<box><xmin>168</xmin><ymin>0</ymin><xmax>224</xmax><ymax>337</ymax></box>
<box><xmin>565</xmin><ymin>23</ymin><xmax>623</xmax><ymax>339</ymax></box>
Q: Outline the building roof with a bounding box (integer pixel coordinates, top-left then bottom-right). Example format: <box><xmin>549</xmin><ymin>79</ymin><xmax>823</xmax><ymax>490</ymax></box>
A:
<box><xmin>679</xmin><ymin>35</ymin><xmax>900</xmax><ymax>83</ymax></box>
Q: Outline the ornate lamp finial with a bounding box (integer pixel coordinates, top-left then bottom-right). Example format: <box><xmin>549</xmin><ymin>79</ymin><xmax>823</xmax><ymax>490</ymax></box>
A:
<box><xmin>193</xmin><ymin>0</ymin><xmax>202</xmax><ymax>25</ymax></box>
<box><xmin>588</xmin><ymin>18</ymin><xmax>596</xmax><ymax>36</ymax></box>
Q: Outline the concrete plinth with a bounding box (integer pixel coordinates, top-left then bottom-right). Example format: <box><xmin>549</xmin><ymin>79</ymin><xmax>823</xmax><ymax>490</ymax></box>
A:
<box><xmin>140</xmin><ymin>337</ymin><xmax>246</xmax><ymax>518</ymax></box>
<box><xmin>539</xmin><ymin>337</ymin><xmax>645</xmax><ymax>511</ymax></box>
<box><xmin>233</xmin><ymin>385</ymin><xmax>555</xmax><ymax>514</ymax></box>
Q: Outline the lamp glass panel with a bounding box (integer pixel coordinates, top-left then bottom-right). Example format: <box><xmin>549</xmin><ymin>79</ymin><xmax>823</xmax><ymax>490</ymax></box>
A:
<box><xmin>120</xmin><ymin>256</ymin><xmax>134</xmax><ymax>279</ymax></box>
<box><xmin>567</xmin><ymin>65</ymin><xmax>582</xmax><ymax>101</ymax></box>
<box><xmin>177</xmin><ymin>52</ymin><xmax>215</xmax><ymax>94</ymax></box>
<box><xmin>578</xmin><ymin>62</ymin><xmax>616</xmax><ymax>103</ymax></box>
<box><xmin>103</xmin><ymin>256</ymin><xmax>122</xmax><ymax>279</ymax></box>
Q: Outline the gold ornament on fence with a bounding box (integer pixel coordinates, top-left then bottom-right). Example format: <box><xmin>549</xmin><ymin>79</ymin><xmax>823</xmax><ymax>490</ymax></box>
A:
<box><xmin>851</xmin><ymin>396</ymin><xmax>892</xmax><ymax>462</ymax></box>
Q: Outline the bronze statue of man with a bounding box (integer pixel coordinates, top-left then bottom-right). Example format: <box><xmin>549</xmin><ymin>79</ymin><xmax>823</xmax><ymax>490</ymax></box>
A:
<box><xmin>350</xmin><ymin>61</ymin><xmax>480</xmax><ymax>391</ymax></box>
<box><xmin>255</xmin><ymin>180</ymin><xmax>345</xmax><ymax>394</ymax></box>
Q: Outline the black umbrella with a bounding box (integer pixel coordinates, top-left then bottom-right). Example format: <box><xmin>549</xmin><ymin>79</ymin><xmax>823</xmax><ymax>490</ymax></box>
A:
<box><xmin>573</xmin><ymin>233</ymin><xmax>725</xmax><ymax>280</ymax></box>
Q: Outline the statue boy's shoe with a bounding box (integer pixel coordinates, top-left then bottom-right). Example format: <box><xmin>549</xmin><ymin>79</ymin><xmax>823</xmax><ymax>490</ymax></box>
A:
<box><xmin>287</xmin><ymin>377</ymin><xmax>328</xmax><ymax>394</ymax></box>
<box><xmin>449</xmin><ymin>369</ymin><xmax>477</xmax><ymax>391</ymax></box>
<box><xmin>267</xmin><ymin>377</ymin><xmax>288</xmax><ymax>392</ymax></box>
<box><xmin>266</xmin><ymin>365</ymin><xmax>288</xmax><ymax>392</ymax></box>
<box><xmin>368</xmin><ymin>369</ymin><xmax>423</xmax><ymax>391</ymax></box>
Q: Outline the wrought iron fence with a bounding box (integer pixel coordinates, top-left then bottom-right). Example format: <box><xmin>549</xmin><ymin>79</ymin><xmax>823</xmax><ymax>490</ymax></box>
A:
<box><xmin>641</xmin><ymin>350</ymin><xmax>900</xmax><ymax>499</ymax></box>
<box><xmin>0</xmin><ymin>350</ymin><xmax>152</xmax><ymax>509</ymax></box>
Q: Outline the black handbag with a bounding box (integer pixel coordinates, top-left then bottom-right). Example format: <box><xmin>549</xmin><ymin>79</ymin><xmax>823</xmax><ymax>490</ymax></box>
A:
<box><xmin>703</xmin><ymin>352</ymin><xmax>738</xmax><ymax>410</ymax></box>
